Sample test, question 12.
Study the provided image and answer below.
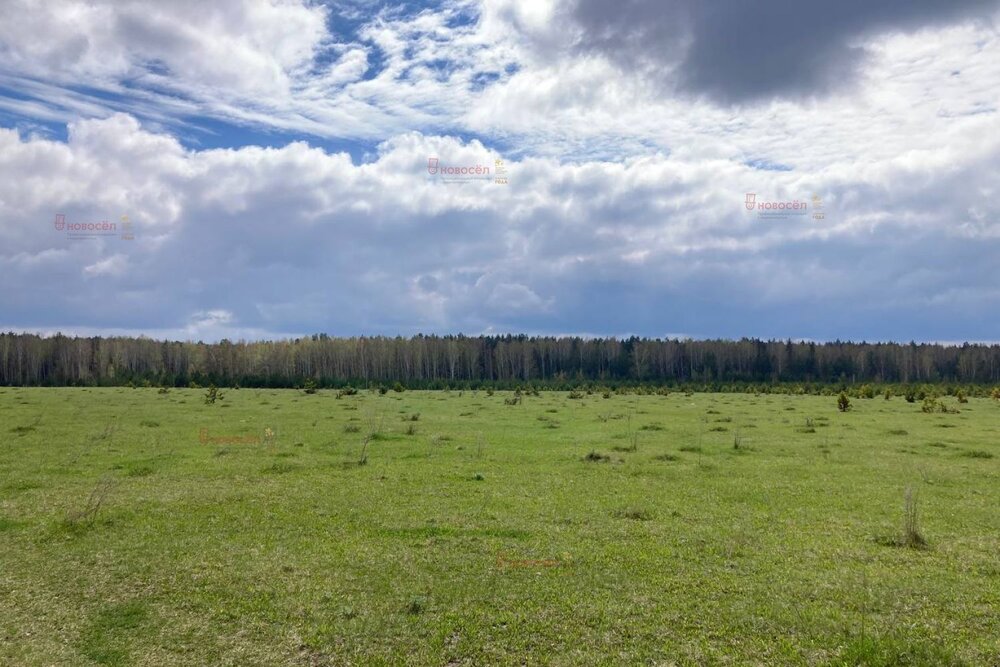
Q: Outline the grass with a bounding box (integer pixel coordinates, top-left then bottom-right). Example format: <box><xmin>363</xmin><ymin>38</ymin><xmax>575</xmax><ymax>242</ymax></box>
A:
<box><xmin>0</xmin><ymin>388</ymin><xmax>998</xmax><ymax>664</ymax></box>
<box><xmin>961</xmin><ymin>450</ymin><xmax>994</xmax><ymax>459</ymax></box>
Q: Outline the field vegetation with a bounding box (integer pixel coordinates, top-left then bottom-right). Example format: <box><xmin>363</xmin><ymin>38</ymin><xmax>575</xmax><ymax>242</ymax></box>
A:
<box><xmin>1</xmin><ymin>387</ymin><xmax>998</xmax><ymax>665</ymax></box>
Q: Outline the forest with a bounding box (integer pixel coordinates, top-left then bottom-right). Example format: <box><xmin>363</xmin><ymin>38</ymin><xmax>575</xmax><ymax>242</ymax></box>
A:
<box><xmin>3</xmin><ymin>332</ymin><xmax>1000</xmax><ymax>389</ymax></box>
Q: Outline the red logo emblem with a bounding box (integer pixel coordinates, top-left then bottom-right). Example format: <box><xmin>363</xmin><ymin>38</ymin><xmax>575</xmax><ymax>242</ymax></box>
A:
<box><xmin>54</xmin><ymin>213</ymin><xmax>66</xmax><ymax>230</ymax></box>
<box><xmin>745</xmin><ymin>193</ymin><xmax>756</xmax><ymax>210</ymax></box>
<box><xmin>427</xmin><ymin>157</ymin><xmax>439</xmax><ymax>175</ymax></box>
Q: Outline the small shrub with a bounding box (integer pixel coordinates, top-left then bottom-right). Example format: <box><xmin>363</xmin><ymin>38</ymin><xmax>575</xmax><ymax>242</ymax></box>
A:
<box><xmin>392</xmin><ymin>382</ymin><xmax>405</xmax><ymax>393</ymax></box>
<box><xmin>568</xmin><ymin>390</ymin><xmax>584</xmax><ymax>399</ymax></box>
<box><xmin>337</xmin><ymin>387</ymin><xmax>358</xmax><ymax>398</ymax></box>
<box><xmin>901</xmin><ymin>486</ymin><xmax>928</xmax><ymax>549</ymax></box>
<box><xmin>921</xmin><ymin>398</ymin><xmax>939</xmax><ymax>413</ymax></box>
<box><xmin>837</xmin><ymin>392</ymin><xmax>851</xmax><ymax>412</ymax></box>
<box><xmin>303</xmin><ymin>378</ymin><xmax>318</xmax><ymax>394</ymax></box>
<box><xmin>66</xmin><ymin>476</ymin><xmax>116</xmax><ymax>527</ymax></box>
<box><xmin>404</xmin><ymin>424</ymin><xmax>417</xmax><ymax>436</ymax></box>
<box><xmin>858</xmin><ymin>384</ymin><xmax>875</xmax><ymax>399</ymax></box>
<box><xmin>204</xmin><ymin>384</ymin><xmax>223</xmax><ymax>405</ymax></box>
<box><xmin>956</xmin><ymin>389</ymin><xmax>968</xmax><ymax>404</ymax></box>
<box><xmin>357</xmin><ymin>434</ymin><xmax>372</xmax><ymax>466</ymax></box>
<box><xmin>582</xmin><ymin>450</ymin><xmax>610</xmax><ymax>462</ymax></box>
<box><xmin>343</xmin><ymin>423</ymin><xmax>361</xmax><ymax>433</ymax></box>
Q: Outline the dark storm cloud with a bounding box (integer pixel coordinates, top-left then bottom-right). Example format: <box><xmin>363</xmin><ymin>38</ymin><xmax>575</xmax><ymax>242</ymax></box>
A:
<box><xmin>570</xmin><ymin>0</ymin><xmax>1000</xmax><ymax>103</ymax></box>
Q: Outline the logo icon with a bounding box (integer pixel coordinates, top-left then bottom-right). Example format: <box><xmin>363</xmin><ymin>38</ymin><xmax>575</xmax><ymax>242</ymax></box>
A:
<box><xmin>811</xmin><ymin>194</ymin><xmax>825</xmax><ymax>220</ymax></box>
<box><xmin>54</xmin><ymin>213</ymin><xmax>65</xmax><ymax>231</ymax></box>
<box><xmin>745</xmin><ymin>193</ymin><xmax>756</xmax><ymax>210</ymax></box>
<box><xmin>120</xmin><ymin>214</ymin><xmax>134</xmax><ymax>240</ymax></box>
<box><xmin>494</xmin><ymin>159</ymin><xmax>508</xmax><ymax>185</ymax></box>
<box><xmin>427</xmin><ymin>157</ymin><xmax>439</xmax><ymax>175</ymax></box>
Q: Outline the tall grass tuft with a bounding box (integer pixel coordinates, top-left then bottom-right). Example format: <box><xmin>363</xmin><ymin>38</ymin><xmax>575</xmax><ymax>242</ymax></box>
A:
<box><xmin>66</xmin><ymin>475</ymin><xmax>117</xmax><ymax>527</ymax></box>
<box><xmin>902</xmin><ymin>486</ymin><xmax>927</xmax><ymax>549</ymax></box>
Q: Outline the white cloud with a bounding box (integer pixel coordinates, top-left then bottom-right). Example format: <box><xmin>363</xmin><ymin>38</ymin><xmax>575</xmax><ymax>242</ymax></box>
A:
<box><xmin>0</xmin><ymin>1</ymin><xmax>999</xmax><ymax>341</ymax></box>
<box><xmin>0</xmin><ymin>113</ymin><xmax>996</xmax><ymax>340</ymax></box>
<box><xmin>83</xmin><ymin>253</ymin><xmax>128</xmax><ymax>277</ymax></box>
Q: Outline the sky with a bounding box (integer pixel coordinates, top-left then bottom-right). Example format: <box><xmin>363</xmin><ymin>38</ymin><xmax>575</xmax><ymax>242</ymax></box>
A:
<box><xmin>0</xmin><ymin>0</ymin><xmax>998</xmax><ymax>343</ymax></box>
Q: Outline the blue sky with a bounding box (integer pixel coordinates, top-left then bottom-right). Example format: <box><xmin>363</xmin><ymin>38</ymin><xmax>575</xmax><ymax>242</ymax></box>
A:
<box><xmin>0</xmin><ymin>0</ymin><xmax>998</xmax><ymax>343</ymax></box>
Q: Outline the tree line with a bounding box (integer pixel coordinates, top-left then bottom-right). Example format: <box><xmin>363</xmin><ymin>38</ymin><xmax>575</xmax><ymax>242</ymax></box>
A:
<box><xmin>2</xmin><ymin>332</ymin><xmax>1000</xmax><ymax>390</ymax></box>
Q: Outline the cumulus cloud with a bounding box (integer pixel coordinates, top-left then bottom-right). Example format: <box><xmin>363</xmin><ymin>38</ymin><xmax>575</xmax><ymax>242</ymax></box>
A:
<box><xmin>0</xmin><ymin>113</ymin><xmax>997</xmax><ymax>341</ymax></box>
<box><xmin>0</xmin><ymin>0</ymin><xmax>329</xmax><ymax>94</ymax></box>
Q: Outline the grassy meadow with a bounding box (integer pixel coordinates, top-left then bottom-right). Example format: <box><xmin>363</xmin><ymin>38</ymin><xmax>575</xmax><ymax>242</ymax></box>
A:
<box><xmin>1</xmin><ymin>387</ymin><xmax>998</xmax><ymax>665</ymax></box>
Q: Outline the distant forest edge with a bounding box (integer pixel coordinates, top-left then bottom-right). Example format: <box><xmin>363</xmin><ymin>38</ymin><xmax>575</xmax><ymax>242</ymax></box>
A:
<box><xmin>3</xmin><ymin>333</ymin><xmax>1000</xmax><ymax>393</ymax></box>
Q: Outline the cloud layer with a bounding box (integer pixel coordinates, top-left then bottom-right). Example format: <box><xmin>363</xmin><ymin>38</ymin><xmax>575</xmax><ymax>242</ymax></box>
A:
<box><xmin>2</xmin><ymin>109</ymin><xmax>998</xmax><ymax>342</ymax></box>
<box><xmin>0</xmin><ymin>1</ymin><xmax>998</xmax><ymax>341</ymax></box>
<box><xmin>570</xmin><ymin>0</ymin><xmax>1000</xmax><ymax>103</ymax></box>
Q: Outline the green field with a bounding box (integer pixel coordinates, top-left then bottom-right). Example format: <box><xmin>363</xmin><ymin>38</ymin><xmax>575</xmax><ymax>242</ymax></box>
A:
<box><xmin>1</xmin><ymin>387</ymin><xmax>998</xmax><ymax>665</ymax></box>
